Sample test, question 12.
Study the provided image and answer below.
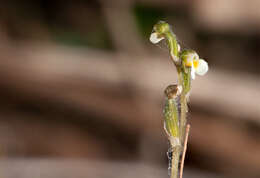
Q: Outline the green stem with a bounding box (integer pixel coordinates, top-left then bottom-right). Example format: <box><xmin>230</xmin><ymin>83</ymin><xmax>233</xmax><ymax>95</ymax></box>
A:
<box><xmin>165</xmin><ymin>29</ymin><xmax>187</xmax><ymax>142</ymax></box>
<box><xmin>180</xmin><ymin>91</ymin><xmax>187</xmax><ymax>143</ymax></box>
<box><xmin>177</xmin><ymin>71</ymin><xmax>188</xmax><ymax>143</ymax></box>
<box><xmin>151</xmin><ymin>21</ymin><xmax>196</xmax><ymax>178</ymax></box>
<box><xmin>164</xmin><ymin>86</ymin><xmax>181</xmax><ymax>178</ymax></box>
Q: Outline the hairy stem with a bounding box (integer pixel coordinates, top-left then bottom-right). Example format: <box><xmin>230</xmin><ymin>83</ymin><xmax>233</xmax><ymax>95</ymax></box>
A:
<box><xmin>152</xmin><ymin>21</ymin><xmax>192</xmax><ymax>178</ymax></box>
<box><xmin>171</xmin><ymin>146</ymin><xmax>181</xmax><ymax>178</ymax></box>
<box><xmin>177</xmin><ymin>71</ymin><xmax>187</xmax><ymax>143</ymax></box>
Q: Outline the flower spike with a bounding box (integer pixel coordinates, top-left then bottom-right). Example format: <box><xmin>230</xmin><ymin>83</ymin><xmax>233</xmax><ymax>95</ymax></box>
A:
<box><xmin>149</xmin><ymin>21</ymin><xmax>209</xmax><ymax>178</ymax></box>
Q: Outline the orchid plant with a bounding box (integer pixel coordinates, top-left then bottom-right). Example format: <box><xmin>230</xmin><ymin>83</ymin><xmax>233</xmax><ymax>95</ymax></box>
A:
<box><xmin>150</xmin><ymin>21</ymin><xmax>208</xmax><ymax>178</ymax></box>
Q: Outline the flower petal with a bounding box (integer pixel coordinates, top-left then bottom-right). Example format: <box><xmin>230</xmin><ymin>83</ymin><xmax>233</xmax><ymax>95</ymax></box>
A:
<box><xmin>195</xmin><ymin>59</ymin><xmax>208</xmax><ymax>76</ymax></box>
<box><xmin>149</xmin><ymin>32</ymin><xmax>164</xmax><ymax>44</ymax></box>
<box><xmin>191</xmin><ymin>66</ymin><xmax>196</xmax><ymax>80</ymax></box>
<box><xmin>184</xmin><ymin>52</ymin><xmax>199</xmax><ymax>67</ymax></box>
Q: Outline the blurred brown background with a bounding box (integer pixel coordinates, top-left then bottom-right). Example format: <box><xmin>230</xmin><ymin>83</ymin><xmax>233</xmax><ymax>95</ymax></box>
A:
<box><xmin>0</xmin><ymin>0</ymin><xmax>260</xmax><ymax>178</ymax></box>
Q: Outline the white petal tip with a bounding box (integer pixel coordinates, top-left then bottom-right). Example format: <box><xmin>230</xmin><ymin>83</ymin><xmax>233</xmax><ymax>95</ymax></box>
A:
<box><xmin>196</xmin><ymin>59</ymin><xmax>208</xmax><ymax>76</ymax></box>
<box><xmin>150</xmin><ymin>32</ymin><xmax>164</xmax><ymax>44</ymax></box>
<box><xmin>191</xmin><ymin>67</ymin><xmax>196</xmax><ymax>80</ymax></box>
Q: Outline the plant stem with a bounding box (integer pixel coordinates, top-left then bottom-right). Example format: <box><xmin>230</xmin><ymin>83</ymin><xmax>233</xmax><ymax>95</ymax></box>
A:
<box><xmin>171</xmin><ymin>146</ymin><xmax>181</xmax><ymax>178</ymax></box>
<box><xmin>164</xmin><ymin>85</ymin><xmax>182</xmax><ymax>178</ymax></box>
<box><xmin>177</xmin><ymin>71</ymin><xmax>187</xmax><ymax>143</ymax></box>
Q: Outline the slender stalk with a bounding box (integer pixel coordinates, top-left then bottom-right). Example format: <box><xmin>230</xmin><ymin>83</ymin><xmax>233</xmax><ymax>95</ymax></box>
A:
<box><xmin>180</xmin><ymin>91</ymin><xmax>187</xmax><ymax>143</ymax></box>
<box><xmin>164</xmin><ymin>29</ymin><xmax>186</xmax><ymax>178</ymax></box>
<box><xmin>177</xmin><ymin>71</ymin><xmax>188</xmax><ymax>143</ymax></box>
<box><xmin>164</xmin><ymin>85</ymin><xmax>181</xmax><ymax>178</ymax></box>
<box><xmin>171</xmin><ymin>146</ymin><xmax>181</xmax><ymax>178</ymax></box>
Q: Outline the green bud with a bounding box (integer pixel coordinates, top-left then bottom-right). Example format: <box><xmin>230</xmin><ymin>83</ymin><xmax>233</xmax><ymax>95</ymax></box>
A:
<box><xmin>153</xmin><ymin>21</ymin><xmax>171</xmax><ymax>36</ymax></box>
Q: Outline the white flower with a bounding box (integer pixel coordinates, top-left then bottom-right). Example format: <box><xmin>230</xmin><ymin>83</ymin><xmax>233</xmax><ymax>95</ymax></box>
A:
<box><xmin>149</xmin><ymin>32</ymin><xmax>164</xmax><ymax>44</ymax></box>
<box><xmin>183</xmin><ymin>52</ymin><xmax>208</xmax><ymax>80</ymax></box>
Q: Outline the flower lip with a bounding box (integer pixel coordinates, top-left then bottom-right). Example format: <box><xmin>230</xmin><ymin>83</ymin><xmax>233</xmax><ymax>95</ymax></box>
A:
<box><xmin>191</xmin><ymin>66</ymin><xmax>196</xmax><ymax>80</ymax></box>
<box><xmin>150</xmin><ymin>32</ymin><xmax>164</xmax><ymax>44</ymax></box>
<box><xmin>195</xmin><ymin>59</ymin><xmax>208</xmax><ymax>76</ymax></box>
<box><xmin>190</xmin><ymin>59</ymin><xmax>208</xmax><ymax>79</ymax></box>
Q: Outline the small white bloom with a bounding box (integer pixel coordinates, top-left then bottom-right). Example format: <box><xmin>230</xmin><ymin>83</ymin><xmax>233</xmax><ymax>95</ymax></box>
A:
<box><xmin>190</xmin><ymin>65</ymin><xmax>196</xmax><ymax>80</ymax></box>
<box><xmin>185</xmin><ymin>52</ymin><xmax>199</xmax><ymax>67</ymax></box>
<box><xmin>195</xmin><ymin>59</ymin><xmax>208</xmax><ymax>76</ymax></box>
<box><xmin>183</xmin><ymin>52</ymin><xmax>208</xmax><ymax>79</ymax></box>
<box><xmin>150</xmin><ymin>32</ymin><xmax>164</xmax><ymax>44</ymax></box>
<box><xmin>191</xmin><ymin>59</ymin><xmax>208</xmax><ymax>79</ymax></box>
